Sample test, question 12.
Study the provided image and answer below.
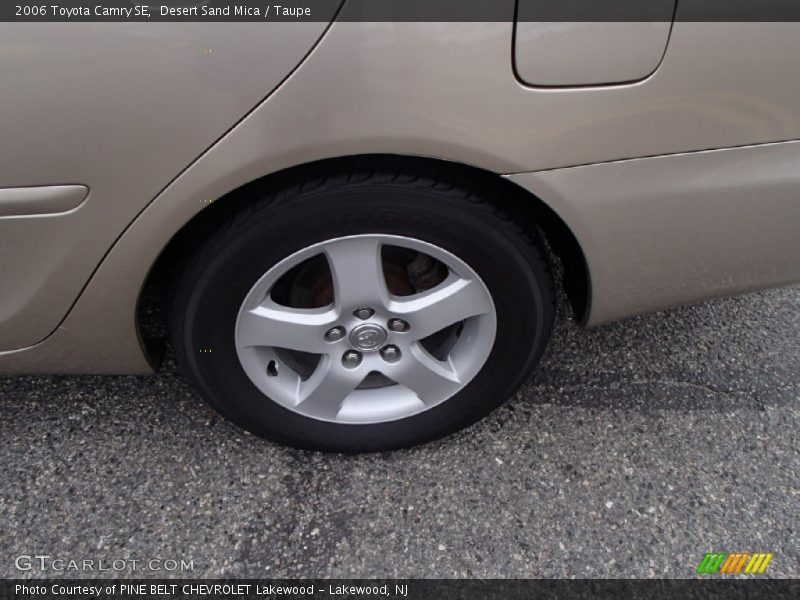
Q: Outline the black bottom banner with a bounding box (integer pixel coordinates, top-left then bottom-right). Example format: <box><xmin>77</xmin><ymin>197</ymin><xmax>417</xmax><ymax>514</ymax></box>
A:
<box><xmin>2</xmin><ymin>579</ymin><xmax>798</xmax><ymax>600</ymax></box>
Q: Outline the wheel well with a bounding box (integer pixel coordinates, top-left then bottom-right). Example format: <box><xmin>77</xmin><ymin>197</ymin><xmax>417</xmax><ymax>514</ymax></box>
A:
<box><xmin>138</xmin><ymin>155</ymin><xmax>590</xmax><ymax>363</ymax></box>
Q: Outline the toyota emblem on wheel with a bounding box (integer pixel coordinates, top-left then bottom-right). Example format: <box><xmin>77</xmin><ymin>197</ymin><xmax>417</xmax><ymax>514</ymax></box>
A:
<box><xmin>349</xmin><ymin>324</ymin><xmax>388</xmax><ymax>352</ymax></box>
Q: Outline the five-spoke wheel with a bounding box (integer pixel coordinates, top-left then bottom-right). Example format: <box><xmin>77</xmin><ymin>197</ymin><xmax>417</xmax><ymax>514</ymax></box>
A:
<box><xmin>235</xmin><ymin>235</ymin><xmax>497</xmax><ymax>424</ymax></box>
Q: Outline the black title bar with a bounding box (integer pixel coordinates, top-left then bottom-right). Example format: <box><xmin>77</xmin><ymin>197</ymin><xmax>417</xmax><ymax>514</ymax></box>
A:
<box><xmin>5</xmin><ymin>1</ymin><xmax>800</xmax><ymax>22</ymax></box>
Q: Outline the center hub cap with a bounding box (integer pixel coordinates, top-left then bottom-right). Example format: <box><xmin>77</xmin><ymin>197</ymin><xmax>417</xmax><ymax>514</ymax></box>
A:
<box><xmin>349</xmin><ymin>323</ymin><xmax>388</xmax><ymax>352</ymax></box>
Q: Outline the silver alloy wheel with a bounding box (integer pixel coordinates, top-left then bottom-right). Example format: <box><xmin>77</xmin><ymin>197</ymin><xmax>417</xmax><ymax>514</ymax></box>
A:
<box><xmin>234</xmin><ymin>234</ymin><xmax>497</xmax><ymax>424</ymax></box>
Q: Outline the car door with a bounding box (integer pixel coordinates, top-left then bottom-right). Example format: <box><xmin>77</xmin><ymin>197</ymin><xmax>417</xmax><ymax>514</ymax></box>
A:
<box><xmin>0</xmin><ymin>15</ymin><xmax>341</xmax><ymax>351</ymax></box>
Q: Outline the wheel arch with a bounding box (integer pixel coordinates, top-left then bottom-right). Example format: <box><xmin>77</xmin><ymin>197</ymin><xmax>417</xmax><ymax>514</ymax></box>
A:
<box><xmin>139</xmin><ymin>155</ymin><xmax>591</xmax><ymax>363</ymax></box>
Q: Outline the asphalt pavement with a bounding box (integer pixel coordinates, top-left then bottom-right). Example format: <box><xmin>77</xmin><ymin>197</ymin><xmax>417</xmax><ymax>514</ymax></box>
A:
<box><xmin>1</xmin><ymin>286</ymin><xmax>797</xmax><ymax>579</ymax></box>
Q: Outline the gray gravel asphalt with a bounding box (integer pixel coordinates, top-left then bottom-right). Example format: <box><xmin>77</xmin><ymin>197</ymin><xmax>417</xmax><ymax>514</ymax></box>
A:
<box><xmin>0</xmin><ymin>286</ymin><xmax>797</xmax><ymax>579</ymax></box>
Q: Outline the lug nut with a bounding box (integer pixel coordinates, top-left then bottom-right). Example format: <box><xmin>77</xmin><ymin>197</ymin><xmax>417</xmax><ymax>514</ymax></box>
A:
<box><xmin>380</xmin><ymin>345</ymin><xmax>401</xmax><ymax>363</ymax></box>
<box><xmin>388</xmin><ymin>318</ymin><xmax>409</xmax><ymax>332</ymax></box>
<box><xmin>353</xmin><ymin>307</ymin><xmax>375</xmax><ymax>320</ymax></box>
<box><xmin>325</xmin><ymin>326</ymin><xmax>346</xmax><ymax>342</ymax></box>
<box><xmin>342</xmin><ymin>351</ymin><xmax>362</xmax><ymax>369</ymax></box>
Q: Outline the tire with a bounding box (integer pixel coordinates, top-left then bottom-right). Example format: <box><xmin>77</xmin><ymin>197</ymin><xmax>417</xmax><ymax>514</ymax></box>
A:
<box><xmin>169</xmin><ymin>161</ymin><xmax>554</xmax><ymax>452</ymax></box>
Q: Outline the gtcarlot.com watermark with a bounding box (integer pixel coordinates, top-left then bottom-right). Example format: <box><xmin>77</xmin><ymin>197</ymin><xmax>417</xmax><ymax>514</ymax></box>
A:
<box><xmin>14</xmin><ymin>554</ymin><xmax>194</xmax><ymax>573</ymax></box>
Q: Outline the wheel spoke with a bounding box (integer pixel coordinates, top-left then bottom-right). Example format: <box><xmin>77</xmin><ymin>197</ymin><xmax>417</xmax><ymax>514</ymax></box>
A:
<box><xmin>238</xmin><ymin>302</ymin><xmax>337</xmax><ymax>353</ymax></box>
<box><xmin>324</xmin><ymin>237</ymin><xmax>389</xmax><ymax>311</ymax></box>
<box><xmin>295</xmin><ymin>356</ymin><xmax>363</xmax><ymax>419</ymax></box>
<box><xmin>389</xmin><ymin>343</ymin><xmax>462</xmax><ymax>405</ymax></box>
<box><xmin>389</xmin><ymin>275</ymin><xmax>493</xmax><ymax>341</ymax></box>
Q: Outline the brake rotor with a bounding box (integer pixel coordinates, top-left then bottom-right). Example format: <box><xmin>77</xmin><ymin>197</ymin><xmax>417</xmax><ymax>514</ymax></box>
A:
<box><xmin>288</xmin><ymin>252</ymin><xmax>444</xmax><ymax>309</ymax></box>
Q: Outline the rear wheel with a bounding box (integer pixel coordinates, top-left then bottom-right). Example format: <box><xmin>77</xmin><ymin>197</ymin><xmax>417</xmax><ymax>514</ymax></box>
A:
<box><xmin>170</xmin><ymin>165</ymin><xmax>554</xmax><ymax>452</ymax></box>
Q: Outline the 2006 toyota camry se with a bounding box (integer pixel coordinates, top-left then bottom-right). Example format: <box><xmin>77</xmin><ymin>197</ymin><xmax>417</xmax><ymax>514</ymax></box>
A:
<box><xmin>2</xmin><ymin>1</ymin><xmax>799</xmax><ymax>451</ymax></box>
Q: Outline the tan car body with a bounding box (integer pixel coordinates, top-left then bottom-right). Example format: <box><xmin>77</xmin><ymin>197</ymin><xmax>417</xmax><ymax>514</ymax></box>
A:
<box><xmin>1</xmin><ymin>18</ymin><xmax>800</xmax><ymax>373</ymax></box>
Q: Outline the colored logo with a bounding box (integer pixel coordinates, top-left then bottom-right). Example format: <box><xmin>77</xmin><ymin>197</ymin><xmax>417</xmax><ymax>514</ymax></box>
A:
<box><xmin>696</xmin><ymin>552</ymin><xmax>773</xmax><ymax>575</ymax></box>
